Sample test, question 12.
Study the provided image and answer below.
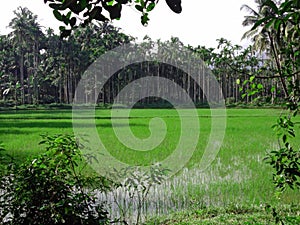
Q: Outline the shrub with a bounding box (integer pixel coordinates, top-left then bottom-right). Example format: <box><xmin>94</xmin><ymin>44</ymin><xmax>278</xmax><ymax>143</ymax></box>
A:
<box><xmin>0</xmin><ymin>134</ymin><xmax>110</xmax><ymax>225</ymax></box>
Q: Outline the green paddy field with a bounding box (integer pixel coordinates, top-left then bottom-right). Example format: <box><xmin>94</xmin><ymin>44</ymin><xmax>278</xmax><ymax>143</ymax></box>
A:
<box><xmin>0</xmin><ymin>108</ymin><xmax>299</xmax><ymax>224</ymax></box>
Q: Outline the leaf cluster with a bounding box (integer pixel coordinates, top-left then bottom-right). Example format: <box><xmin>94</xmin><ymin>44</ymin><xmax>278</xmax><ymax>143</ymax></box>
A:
<box><xmin>44</xmin><ymin>0</ymin><xmax>182</xmax><ymax>38</ymax></box>
<box><xmin>265</xmin><ymin>115</ymin><xmax>300</xmax><ymax>193</ymax></box>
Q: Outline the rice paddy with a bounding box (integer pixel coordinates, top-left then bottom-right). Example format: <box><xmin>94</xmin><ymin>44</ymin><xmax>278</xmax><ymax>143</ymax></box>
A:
<box><xmin>0</xmin><ymin>108</ymin><xmax>299</xmax><ymax>223</ymax></box>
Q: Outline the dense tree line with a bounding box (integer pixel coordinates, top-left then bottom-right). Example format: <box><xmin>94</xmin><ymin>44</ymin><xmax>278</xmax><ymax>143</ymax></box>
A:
<box><xmin>0</xmin><ymin>7</ymin><xmax>132</xmax><ymax>106</ymax></box>
<box><xmin>0</xmin><ymin>6</ymin><xmax>289</xmax><ymax>107</ymax></box>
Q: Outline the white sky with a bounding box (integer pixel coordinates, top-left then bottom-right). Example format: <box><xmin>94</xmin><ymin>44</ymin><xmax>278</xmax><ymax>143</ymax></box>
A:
<box><xmin>0</xmin><ymin>0</ymin><xmax>256</xmax><ymax>48</ymax></box>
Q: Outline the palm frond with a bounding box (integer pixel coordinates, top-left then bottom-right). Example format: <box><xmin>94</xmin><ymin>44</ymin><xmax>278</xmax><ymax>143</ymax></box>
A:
<box><xmin>240</xmin><ymin>4</ymin><xmax>260</xmax><ymax>16</ymax></box>
<box><xmin>242</xmin><ymin>16</ymin><xmax>259</xmax><ymax>26</ymax></box>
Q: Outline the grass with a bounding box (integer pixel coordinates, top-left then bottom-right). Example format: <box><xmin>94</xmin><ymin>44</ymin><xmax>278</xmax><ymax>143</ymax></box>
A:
<box><xmin>0</xmin><ymin>108</ymin><xmax>299</xmax><ymax>223</ymax></box>
<box><xmin>145</xmin><ymin>204</ymin><xmax>300</xmax><ymax>225</ymax></box>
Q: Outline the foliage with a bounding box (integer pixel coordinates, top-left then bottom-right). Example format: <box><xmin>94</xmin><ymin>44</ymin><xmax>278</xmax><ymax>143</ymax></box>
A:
<box><xmin>265</xmin><ymin>115</ymin><xmax>300</xmax><ymax>193</ymax></box>
<box><xmin>44</xmin><ymin>0</ymin><xmax>182</xmax><ymax>37</ymax></box>
<box><xmin>0</xmin><ymin>134</ymin><xmax>111</xmax><ymax>225</ymax></box>
<box><xmin>241</xmin><ymin>0</ymin><xmax>300</xmax><ymax>194</ymax></box>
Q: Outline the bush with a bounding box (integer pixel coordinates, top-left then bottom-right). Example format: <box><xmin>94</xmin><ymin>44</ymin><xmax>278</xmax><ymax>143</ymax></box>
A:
<box><xmin>0</xmin><ymin>134</ymin><xmax>110</xmax><ymax>225</ymax></box>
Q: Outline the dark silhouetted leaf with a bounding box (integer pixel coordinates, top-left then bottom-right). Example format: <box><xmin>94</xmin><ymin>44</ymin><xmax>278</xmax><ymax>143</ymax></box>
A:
<box><xmin>61</xmin><ymin>0</ymin><xmax>77</xmax><ymax>10</ymax></box>
<box><xmin>60</xmin><ymin>29</ymin><xmax>71</xmax><ymax>38</ymax></box>
<box><xmin>49</xmin><ymin>3</ymin><xmax>62</xmax><ymax>10</ymax></box>
<box><xmin>165</xmin><ymin>0</ymin><xmax>182</xmax><ymax>13</ymax></box>
<box><xmin>61</xmin><ymin>15</ymin><xmax>70</xmax><ymax>25</ymax></box>
<box><xmin>116</xmin><ymin>0</ymin><xmax>129</xmax><ymax>3</ymax></box>
<box><xmin>283</xmin><ymin>134</ymin><xmax>287</xmax><ymax>143</ymax></box>
<box><xmin>90</xmin><ymin>6</ymin><xmax>107</xmax><ymax>21</ymax></box>
<box><xmin>135</xmin><ymin>5</ymin><xmax>144</xmax><ymax>12</ymax></box>
<box><xmin>69</xmin><ymin>2</ymin><xmax>84</xmax><ymax>14</ymax></box>
<box><xmin>80</xmin><ymin>0</ymin><xmax>88</xmax><ymax>9</ymax></box>
<box><xmin>107</xmin><ymin>4</ymin><xmax>122</xmax><ymax>20</ymax></box>
<box><xmin>70</xmin><ymin>17</ymin><xmax>76</xmax><ymax>27</ymax></box>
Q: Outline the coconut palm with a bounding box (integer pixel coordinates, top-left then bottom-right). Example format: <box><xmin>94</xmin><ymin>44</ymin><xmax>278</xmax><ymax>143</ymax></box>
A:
<box><xmin>241</xmin><ymin>0</ymin><xmax>279</xmax><ymax>53</ymax></box>
<box><xmin>241</xmin><ymin>0</ymin><xmax>290</xmax><ymax>97</ymax></box>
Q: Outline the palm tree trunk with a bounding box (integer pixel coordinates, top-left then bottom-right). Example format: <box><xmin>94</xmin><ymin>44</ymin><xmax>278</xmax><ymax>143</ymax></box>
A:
<box><xmin>19</xmin><ymin>52</ymin><xmax>25</xmax><ymax>105</ymax></box>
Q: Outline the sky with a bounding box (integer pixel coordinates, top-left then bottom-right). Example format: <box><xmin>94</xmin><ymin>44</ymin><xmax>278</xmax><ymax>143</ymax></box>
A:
<box><xmin>0</xmin><ymin>0</ymin><xmax>257</xmax><ymax>48</ymax></box>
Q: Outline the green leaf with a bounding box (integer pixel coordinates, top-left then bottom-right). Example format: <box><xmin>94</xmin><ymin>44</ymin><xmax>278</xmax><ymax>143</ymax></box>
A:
<box><xmin>271</xmin><ymin>86</ymin><xmax>276</xmax><ymax>92</ymax></box>
<box><xmin>251</xmin><ymin>16</ymin><xmax>271</xmax><ymax>31</ymax></box>
<box><xmin>274</xmin><ymin>19</ymin><xmax>282</xmax><ymax>31</ymax></box>
<box><xmin>257</xmin><ymin>83</ymin><xmax>263</xmax><ymax>89</ymax></box>
<box><xmin>141</xmin><ymin>13</ymin><xmax>149</xmax><ymax>25</ymax></box>
<box><xmin>59</xmin><ymin>26</ymin><xmax>66</xmax><ymax>31</ymax></box>
<box><xmin>140</xmin><ymin>0</ymin><xmax>145</xmax><ymax>8</ymax></box>
<box><xmin>263</xmin><ymin>0</ymin><xmax>279</xmax><ymax>14</ymax></box>
<box><xmin>236</xmin><ymin>78</ymin><xmax>240</xmax><ymax>85</ymax></box>
<box><xmin>249</xmin><ymin>75</ymin><xmax>255</xmax><ymax>82</ymax></box>
<box><xmin>251</xmin><ymin>83</ymin><xmax>256</xmax><ymax>89</ymax></box>
<box><xmin>280</xmin><ymin>0</ymin><xmax>293</xmax><ymax>12</ymax></box>
<box><xmin>107</xmin><ymin>0</ymin><xmax>115</xmax><ymax>6</ymax></box>
<box><xmin>53</xmin><ymin>10</ymin><xmax>63</xmax><ymax>21</ymax></box>
<box><xmin>249</xmin><ymin>90</ymin><xmax>258</xmax><ymax>96</ymax></box>
<box><xmin>146</xmin><ymin>2</ymin><xmax>156</xmax><ymax>12</ymax></box>
<box><xmin>243</xmin><ymin>80</ymin><xmax>249</xmax><ymax>85</ymax></box>
<box><xmin>265</xmin><ymin>18</ymin><xmax>275</xmax><ymax>29</ymax></box>
<box><xmin>66</xmin><ymin>11</ymin><xmax>72</xmax><ymax>19</ymax></box>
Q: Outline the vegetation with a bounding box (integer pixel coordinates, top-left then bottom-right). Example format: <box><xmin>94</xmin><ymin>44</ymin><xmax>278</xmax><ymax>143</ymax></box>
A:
<box><xmin>145</xmin><ymin>205</ymin><xmax>300</xmax><ymax>225</ymax></box>
<box><xmin>0</xmin><ymin>108</ymin><xmax>299</xmax><ymax>223</ymax></box>
<box><xmin>0</xmin><ymin>134</ymin><xmax>111</xmax><ymax>224</ymax></box>
<box><xmin>0</xmin><ymin>7</ymin><xmax>291</xmax><ymax>108</ymax></box>
<box><xmin>43</xmin><ymin>0</ymin><xmax>182</xmax><ymax>37</ymax></box>
<box><xmin>0</xmin><ymin>108</ymin><xmax>294</xmax><ymax>167</ymax></box>
<box><xmin>0</xmin><ymin>0</ymin><xmax>299</xmax><ymax>224</ymax></box>
<box><xmin>240</xmin><ymin>0</ymin><xmax>300</xmax><ymax>195</ymax></box>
